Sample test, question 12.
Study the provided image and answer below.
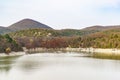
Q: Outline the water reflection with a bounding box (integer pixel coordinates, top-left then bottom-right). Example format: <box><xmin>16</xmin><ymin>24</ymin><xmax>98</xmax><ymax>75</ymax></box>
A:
<box><xmin>15</xmin><ymin>57</ymin><xmax>43</xmax><ymax>72</ymax></box>
<box><xmin>0</xmin><ymin>56</ymin><xmax>20</xmax><ymax>72</ymax></box>
<box><xmin>1</xmin><ymin>53</ymin><xmax>120</xmax><ymax>80</ymax></box>
<box><xmin>15</xmin><ymin>53</ymin><xmax>86</xmax><ymax>72</ymax></box>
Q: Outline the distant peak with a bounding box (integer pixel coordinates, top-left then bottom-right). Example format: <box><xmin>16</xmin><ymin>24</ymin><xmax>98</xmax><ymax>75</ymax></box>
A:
<box><xmin>22</xmin><ymin>18</ymin><xmax>32</xmax><ymax>20</ymax></box>
<box><xmin>8</xmin><ymin>18</ymin><xmax>53</xmax><ymax>30</ymax></box>
<box><xmin>19</xmin><ymin>18</ymin><xmax>38</xmax><ymax>22</ymax></box>
<box><xmin>88</xmin><ymin>25</ymin><xmax>104</xmax><ymax>28</ymax></box>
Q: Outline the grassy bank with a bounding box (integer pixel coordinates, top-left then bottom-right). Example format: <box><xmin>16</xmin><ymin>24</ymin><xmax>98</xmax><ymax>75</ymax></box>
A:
<box><xmin>91</xmin><ymin>53</ymin><xmax>120</xmax><ymax>60</ymax></box>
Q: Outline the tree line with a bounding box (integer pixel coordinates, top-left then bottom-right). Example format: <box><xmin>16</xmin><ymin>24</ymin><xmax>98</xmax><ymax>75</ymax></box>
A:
<box><xmin>14</xmin><ymin>29</ymin><xmax>120</xmax><ymax>49</ymax></box>
<box><xmin>1</xmin><ymin>28</ymin><xmax>120</xmax><ymax>54</ymax></box>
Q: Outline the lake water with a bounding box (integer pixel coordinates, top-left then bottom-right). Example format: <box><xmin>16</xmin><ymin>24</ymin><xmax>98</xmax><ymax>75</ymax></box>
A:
<box><xmin>1</xmin><ymin>52</ymin><xmax>120</xmax><ymax>80</ymax></box>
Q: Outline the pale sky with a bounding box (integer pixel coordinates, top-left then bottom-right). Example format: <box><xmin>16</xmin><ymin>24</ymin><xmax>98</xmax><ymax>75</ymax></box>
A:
<box><xmin>0</xmin><ymin>0</ymin><xmax>120</xmax><ymax>29</ymax></box>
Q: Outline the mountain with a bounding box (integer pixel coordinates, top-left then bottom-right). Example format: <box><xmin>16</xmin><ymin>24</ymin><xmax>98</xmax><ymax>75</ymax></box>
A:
<box><xmin>82</xmin><ymin>25</ymin><xmax>120</xmax><ymax>31</ymax></box>
<box><xmin>0</xmin><ymin>26</ymin><xmax>12</xmax><ymax>34</ymax></box>
<box><xmin>82</xmin><ymin>25</ymin><xmax>105</xmax><ymax>31</ymax></box>
<box><xmin>8</xmin><ymin>18</ymin><xmax>52</xmax><ymax>31</ymax></box>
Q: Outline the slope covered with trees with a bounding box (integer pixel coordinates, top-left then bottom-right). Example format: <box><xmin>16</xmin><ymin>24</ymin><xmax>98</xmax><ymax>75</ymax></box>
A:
<box><xmin>87</xmin><ymin>29</ymin><xmax>120</xmax><ymax>48</ymax></box>
<box><xmin>9</xmin><ymin>28</ymin><xmax>120</xmax><ymax>49</ymax></box>
<box><xmin>9</xmin><ymin>28</ymin><xmax>99</xmax><ymax>38</ymax></box>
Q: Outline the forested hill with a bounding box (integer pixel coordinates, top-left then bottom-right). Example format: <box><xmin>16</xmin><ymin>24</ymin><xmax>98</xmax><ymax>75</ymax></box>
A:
<box><xmin>80</xmin><ymin>29</ymin><xmax>120</xmax><ymax>48</ymax></box>
<box><xmin>82</xmin><ymin>25</ymin><xmax>120</xmax><ymax>31</ymax></box>
<box><xmin>0</xmin><ymin>27</ymin><xmax>120</xmax><ymax>53</ymax></box>
<box><xmin>7</xmin><ymin>28</ymin><xmax>120</xmax><ymax>49</ymax></box>
<box><xmin>1</xmin><ymin>19</ymin><xmax>120</xmax><ymax>51</ymax></box>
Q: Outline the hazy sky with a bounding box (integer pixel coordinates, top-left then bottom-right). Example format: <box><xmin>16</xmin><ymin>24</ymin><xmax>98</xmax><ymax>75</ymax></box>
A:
<box><xmin>1</xmin><ymin>0</ymin><xmax>120</xmax><ymax>29</ymax></box>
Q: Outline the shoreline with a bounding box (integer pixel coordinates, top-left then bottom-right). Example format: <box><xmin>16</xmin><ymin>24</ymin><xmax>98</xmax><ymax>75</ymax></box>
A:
<box><xmin>0</xmin><ymin>52</ymin><xmax>26</xmax><ymax>57</ymax></box>
<box><xmin>24</xmin><ymin>47</ymin><xmax>120</xmax><ymax>54</ymax></box>
<box><xmin>1</xmin><ymin>48</ymin><xmax>120</xmax><ymax>57</ymax></box>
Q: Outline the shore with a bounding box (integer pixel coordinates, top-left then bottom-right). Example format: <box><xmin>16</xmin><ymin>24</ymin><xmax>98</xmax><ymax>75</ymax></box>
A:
<box><xmin>1</xmin><ymin>48</ymin><xmax>120</xmax><ymax>57</ymax></box>
<box><xmin>0</xmin><ymin>52</ymin><xmax>26</xmax><ymax>57</ymax></box>
<box><xmin>24</xmin><ymin>47</ymin><xmax>120</xmax><ymax>54</ymax></box>
<box><xmin>66</xmin><ymin>48</ymin><xmax>120</xmax><ymax>60</ymax></box>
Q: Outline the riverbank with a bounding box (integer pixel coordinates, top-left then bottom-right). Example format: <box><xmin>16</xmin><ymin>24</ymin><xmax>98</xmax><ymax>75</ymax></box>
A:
<box><xmin>0</xmin><ymin>52</ymin><xmax>26</xmax><ymax>57</ymax></box>
<box><xmin>1</xmin><ymin>48</ymin><xmax>120</xmax><ymax>59</ymax></box>
<box><xmin>24</xmin><ymin>47</ymin><xmax>120</xmax><ymax>54</ymax></box>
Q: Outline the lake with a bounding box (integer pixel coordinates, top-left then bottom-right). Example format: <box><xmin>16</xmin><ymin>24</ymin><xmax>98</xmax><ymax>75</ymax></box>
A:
<box><xmin>0</xmin><ymin>52</ymin><xmax>120</xmax><ymax>80</ymax></box>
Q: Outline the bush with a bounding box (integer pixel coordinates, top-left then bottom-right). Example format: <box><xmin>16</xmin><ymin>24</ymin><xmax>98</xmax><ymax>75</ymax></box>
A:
<box><xmin>5</xmin><ymin>47</ymin><xmax>11</xmax><ymax>54</ymax></box>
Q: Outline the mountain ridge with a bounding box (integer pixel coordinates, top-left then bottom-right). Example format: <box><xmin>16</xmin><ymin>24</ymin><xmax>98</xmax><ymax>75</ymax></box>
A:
<box><xmin>82</xmin><ymin>25</ymin><xmax>120</xmax><ymax>31</ymax></box>
<box><xmin>1</xmin><ymin>18</ymin><xmax>120</xmax><ymax>34</ymax></box>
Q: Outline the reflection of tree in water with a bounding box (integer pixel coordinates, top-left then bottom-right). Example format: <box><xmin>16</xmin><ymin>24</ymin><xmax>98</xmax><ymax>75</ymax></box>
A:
<box><xmin>0</xmin><ymin>65</ymin><xmax>11</xmax><ymax>72</ymax></box>
<box><xmin>16</xmin><ymin>56</ymin><xmax>46</xmax><ymax>72</ymax></box>
<box><xmin>18</xmin><ymin>60</ymin><xmax>42</xmax><ymax>72</ymax></box>
<box><xmin>0</xmin><ymin>56</ymin><xmax>20</xmax><ymax>72</ymax></box>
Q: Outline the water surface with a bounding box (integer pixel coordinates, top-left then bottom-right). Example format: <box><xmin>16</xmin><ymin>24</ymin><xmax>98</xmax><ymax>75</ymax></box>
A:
<box><xmin>0</xmin><ymin>53</ymin><xmax>120</xmax><ymax>80</ymax></box>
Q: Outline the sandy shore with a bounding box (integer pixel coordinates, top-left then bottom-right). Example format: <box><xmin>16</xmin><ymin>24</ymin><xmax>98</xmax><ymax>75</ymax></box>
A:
<box><xmin>0</xmin><ymin>52</ymin><xmax>26</xmax><ymax>57</ymax></box>
<box><xmin>23</xmin><ymin>47</ymin><xmax>120</xmax><ymax>54</ymax></box>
